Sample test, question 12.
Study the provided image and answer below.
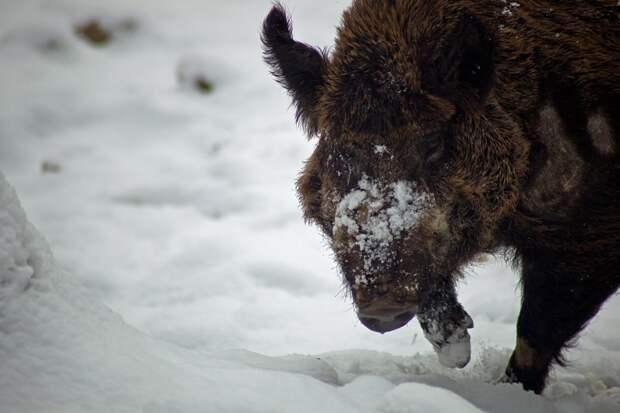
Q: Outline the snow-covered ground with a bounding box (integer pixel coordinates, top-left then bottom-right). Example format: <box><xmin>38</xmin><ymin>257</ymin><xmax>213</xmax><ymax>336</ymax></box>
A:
<box><xmin>0</xmin><ymin>0</ymin><xmax>619</xmax><ymax>411</ymax></box>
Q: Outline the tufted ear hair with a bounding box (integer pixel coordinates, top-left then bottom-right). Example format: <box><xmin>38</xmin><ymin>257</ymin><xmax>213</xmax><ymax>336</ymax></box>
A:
<box><xmin>261</xmin><ymin>4</ymin><xmax>328</xmax><ymax>136</ymax></box>
<box><xmin>423</xmin><ymin>14</ymin><xmax>494</xmax><ymax>100</ymax></box>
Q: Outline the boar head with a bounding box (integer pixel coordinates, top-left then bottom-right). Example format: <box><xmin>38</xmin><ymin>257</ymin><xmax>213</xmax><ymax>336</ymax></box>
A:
<box><xmin>262</xmin><ymin>1</ymin><xmax>529</xmax><ymax>361</ymax></box>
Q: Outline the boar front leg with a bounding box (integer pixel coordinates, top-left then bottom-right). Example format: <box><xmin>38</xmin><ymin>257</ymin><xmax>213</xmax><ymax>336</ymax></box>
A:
<box><xmin>418</xmin><ymin>286</ymin><xmax>474</xmax><ymax>369</ymax></box>
<box><xmin>505</xmin><ymin>253</ymin><xmax>620</xmax><ymax>393</ymax></box>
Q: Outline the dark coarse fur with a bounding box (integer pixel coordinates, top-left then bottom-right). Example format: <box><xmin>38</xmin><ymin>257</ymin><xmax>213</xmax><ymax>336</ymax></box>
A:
<box><xmin>261</xmin><ymin>6</ymin><xmax>329</xmax><ymax>136</ymax></box>
<box><xmin>262</xmin><ymin>0</ymin><xmax>620</xmax><ymax>394</ymax></box>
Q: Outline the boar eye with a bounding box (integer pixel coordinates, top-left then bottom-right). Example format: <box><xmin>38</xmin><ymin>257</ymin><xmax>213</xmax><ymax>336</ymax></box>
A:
<box><xmin>308</xmin><ymin>175</ymin><xmax>322</xmax><ymax>193</ymax></box>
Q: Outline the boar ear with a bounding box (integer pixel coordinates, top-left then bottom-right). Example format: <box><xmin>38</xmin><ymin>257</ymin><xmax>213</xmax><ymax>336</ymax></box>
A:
<box><xmin>425</xmin><ymin>14</ymin><xmax>494</xmax><ymax>99</ymax></box>
<box><xmin>262</xmin><ymin>4</ymin><xmax>328</xmax><ymax>136</ymax></box>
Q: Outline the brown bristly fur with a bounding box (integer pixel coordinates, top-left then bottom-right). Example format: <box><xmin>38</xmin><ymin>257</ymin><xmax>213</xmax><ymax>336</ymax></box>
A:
<box><xmin>262</xmin><ymin>0</ymin><xmax>620</xmax><ymax>394</ymax></box>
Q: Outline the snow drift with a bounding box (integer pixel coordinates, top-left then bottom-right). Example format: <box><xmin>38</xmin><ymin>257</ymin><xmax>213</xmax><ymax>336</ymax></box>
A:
<box><xmin>0</xmin><ymin>173</ymin><xmax>359</xmax><ymax>412</ymax></box>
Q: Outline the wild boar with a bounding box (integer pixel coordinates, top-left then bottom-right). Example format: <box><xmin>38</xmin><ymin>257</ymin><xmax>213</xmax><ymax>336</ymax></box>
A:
<box><xmin>262</xmin><ymin>0</ymin><xmax>620</xmax><ymax>393</ymax></box>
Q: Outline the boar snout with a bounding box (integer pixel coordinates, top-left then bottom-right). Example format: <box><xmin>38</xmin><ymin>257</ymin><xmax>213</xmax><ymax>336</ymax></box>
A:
<box><xmin>356</xmin><ymin>297</ymin><xmax>417</xmax><ymax>334</ymax></box>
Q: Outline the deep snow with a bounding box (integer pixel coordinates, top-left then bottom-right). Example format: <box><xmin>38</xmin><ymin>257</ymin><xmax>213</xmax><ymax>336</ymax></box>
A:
<box><xmin>0</xmin><ymin>0</ymin><xmax>619</xmax><ymax>411</ymax></box>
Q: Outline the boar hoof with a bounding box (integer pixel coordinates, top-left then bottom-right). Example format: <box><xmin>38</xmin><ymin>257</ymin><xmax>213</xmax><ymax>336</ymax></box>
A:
<box><xmin>420</xmin><ymin>308</ymin><xmax>474</xmax><ymax>369</ymax></box>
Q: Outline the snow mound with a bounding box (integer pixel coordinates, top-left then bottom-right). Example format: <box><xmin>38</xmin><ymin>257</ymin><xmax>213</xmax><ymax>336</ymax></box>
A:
<box><xmin>0</xmin><ymin>173</ymin><xmax>358</xmax><ymax>413</ymax></box>
<box><xmin>0</xmin><ymin>176</ymin><xmax>39</xmax><ymax>301</ymax></box>
<box><xmin>377</xmin><ymin>383</ymin><xmax>485</xmax><ymax>413</ymax></box>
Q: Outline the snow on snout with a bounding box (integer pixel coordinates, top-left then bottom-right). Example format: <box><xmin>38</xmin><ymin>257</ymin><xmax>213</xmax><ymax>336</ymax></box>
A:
<box><xmin>333</xmin><ymin>175</ymin><xmax>433</xmax><ymax>281</ymax></box>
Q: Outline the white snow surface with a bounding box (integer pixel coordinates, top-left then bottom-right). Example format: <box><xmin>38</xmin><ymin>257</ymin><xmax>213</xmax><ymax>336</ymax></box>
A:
<box><xmin>1</xmin><ymin>0</ymin><xmax>620</xmax><ymax>411</ymax></box>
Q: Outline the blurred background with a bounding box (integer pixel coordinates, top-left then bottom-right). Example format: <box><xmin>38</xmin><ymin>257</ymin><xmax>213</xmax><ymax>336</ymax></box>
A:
<box><xmin>1</xmin><ymin>0</ymin><xmax>614</xmax><ymax>367</ymax></box>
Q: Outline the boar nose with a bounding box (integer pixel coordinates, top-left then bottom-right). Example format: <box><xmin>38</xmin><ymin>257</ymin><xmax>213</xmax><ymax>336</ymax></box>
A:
<box><xmin>357</xmin><ymin>300</ymin><xmax>417</xmax><ymax>334</ymax></box>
